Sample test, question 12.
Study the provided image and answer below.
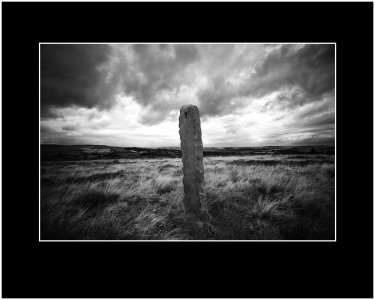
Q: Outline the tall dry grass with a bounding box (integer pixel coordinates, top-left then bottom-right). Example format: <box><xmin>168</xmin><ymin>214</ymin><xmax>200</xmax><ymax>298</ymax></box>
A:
<box><xmin>41</xmin><ymin>155</ymin><xmax>335</xmax><ymax>240</ymax></box>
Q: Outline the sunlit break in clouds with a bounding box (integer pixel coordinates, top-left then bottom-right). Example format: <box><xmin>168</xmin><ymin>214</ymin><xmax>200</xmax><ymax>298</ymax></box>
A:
<box><xmin>40</xmin><ymin>43</ymin><xmax>335</xmax><ymax>147</ymax></box>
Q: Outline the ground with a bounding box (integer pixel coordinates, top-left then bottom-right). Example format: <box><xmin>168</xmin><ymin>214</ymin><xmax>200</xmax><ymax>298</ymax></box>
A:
<box><xmin>41</xmin><ymin>154</ymin><xmax>335</xmax><ymax>240</ymax></box>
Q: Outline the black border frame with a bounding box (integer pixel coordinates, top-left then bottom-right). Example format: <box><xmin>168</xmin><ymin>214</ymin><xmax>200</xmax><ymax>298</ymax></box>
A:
<box><xmin>2</xmin><ymin>2</ymin><xmax>373</xmax><ymax>298</ymax></box>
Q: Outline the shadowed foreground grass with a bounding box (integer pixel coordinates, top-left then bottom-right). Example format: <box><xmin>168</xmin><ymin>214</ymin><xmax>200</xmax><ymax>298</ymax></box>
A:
<box><xmin>41</xmin><ymin>155</ymin><xmax>335</xmax><ymax>240</ymax></box>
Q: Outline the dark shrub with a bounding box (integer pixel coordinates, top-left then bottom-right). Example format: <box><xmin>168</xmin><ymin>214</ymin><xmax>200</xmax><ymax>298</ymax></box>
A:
<box><xmin>73</xmin><ymin>191</ymin><xmax>119</xmax><ymax>209</ymax></box>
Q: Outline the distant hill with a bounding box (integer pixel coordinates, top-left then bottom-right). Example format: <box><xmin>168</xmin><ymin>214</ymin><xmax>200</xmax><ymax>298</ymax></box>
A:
<box><xmin>40</xmin><ymin>144</ymin><xmax>334</xmax><ymax>161</ymax></box>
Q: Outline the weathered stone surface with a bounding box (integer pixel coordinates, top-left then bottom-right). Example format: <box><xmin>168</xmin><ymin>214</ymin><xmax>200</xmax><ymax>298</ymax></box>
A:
<box><xmin>179</xmin><ymin>105</ymin><xmax>208</xmax><ymax>219</ymax></box>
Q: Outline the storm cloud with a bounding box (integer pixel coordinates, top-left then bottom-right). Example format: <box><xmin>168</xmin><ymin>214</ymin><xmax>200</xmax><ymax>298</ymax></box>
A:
<box><xmin>41</xmin><ymin>44</ymin><xmax>117</xmax><ymax>117</ymax></box>
<box><xmin>40</xmin><ymin>44</ymin><xmax>335</xmax><ymax>147</ymax></box>
<box><xmin>198</xmin><ymin>44</ymin><xmax>335</xmax><ymax>116</ymax></box>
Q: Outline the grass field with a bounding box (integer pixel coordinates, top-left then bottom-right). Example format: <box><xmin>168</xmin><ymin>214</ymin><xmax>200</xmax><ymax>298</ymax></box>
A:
<box><xmin>41</xmin><ymin>155</ymin><xmax>335</xmax><ymax>240</ymax></box>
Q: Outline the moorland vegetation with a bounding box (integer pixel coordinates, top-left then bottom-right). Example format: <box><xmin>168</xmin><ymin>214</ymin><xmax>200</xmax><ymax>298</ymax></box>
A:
<box><xmin>41</xmin><ymin>154</ymin><xmax>335</xmax><ymax>240</ymax></box>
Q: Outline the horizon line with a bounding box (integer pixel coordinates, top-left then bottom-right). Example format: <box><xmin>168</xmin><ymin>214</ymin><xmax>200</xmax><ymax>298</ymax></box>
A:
<box><xmin>40</xmin><ymin>143</ymin><xmax>335</xmax><ymax>148</ymax></box>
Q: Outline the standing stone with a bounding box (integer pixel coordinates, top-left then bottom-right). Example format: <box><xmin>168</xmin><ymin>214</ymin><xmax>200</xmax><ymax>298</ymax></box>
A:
<box><xmin>179</xmin><ymin>105</ymin><xmax>208</xmax><ymax>220</ymax></box>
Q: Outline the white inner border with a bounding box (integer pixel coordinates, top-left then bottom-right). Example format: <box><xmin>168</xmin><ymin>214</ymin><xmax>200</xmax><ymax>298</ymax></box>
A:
<box><xmin>39</xmin><ymin>42</ymin><xmax>337</xmax><ymax>242</ymax></box>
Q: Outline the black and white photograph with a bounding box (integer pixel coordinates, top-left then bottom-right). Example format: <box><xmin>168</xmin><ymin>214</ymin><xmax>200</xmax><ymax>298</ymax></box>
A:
<box><xmin>40</xmin><ymin>43</ymin><xmax>336</xmax><ymax>241</ymax></box>
<box><xmin>2</xmin><ymin>1</ymin><xmax>373</xmax><ymax>298</ymax></box>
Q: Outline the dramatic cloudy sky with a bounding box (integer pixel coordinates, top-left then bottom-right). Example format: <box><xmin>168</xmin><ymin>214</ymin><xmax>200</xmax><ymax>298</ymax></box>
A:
<box><xmin>40</xmin><ymin>43</ymin><xmax>335</xmax><ymax>147</ymax></box>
